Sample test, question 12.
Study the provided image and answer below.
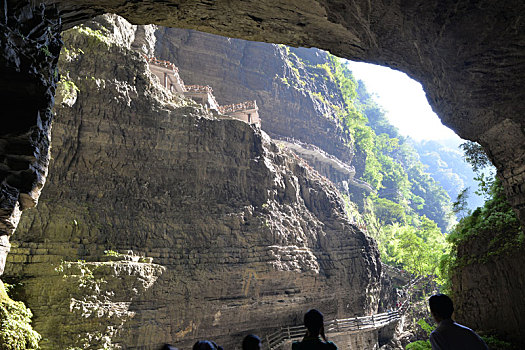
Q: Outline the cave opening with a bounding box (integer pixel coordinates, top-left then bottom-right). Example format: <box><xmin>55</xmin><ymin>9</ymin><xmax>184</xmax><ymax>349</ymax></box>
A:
<box><xmin>1</xmin><ymin>1</ymin><xmax>525</xmax><ymax>349</ymax></box>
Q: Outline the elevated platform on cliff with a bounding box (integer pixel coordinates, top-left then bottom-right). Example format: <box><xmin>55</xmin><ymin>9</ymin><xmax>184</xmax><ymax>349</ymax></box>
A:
<box><xmin>144</xmin><ymin>55</ymin><xmax>261</xmax><ymax>127</ymax></box>
<box><xmin>219</xmin><ymin>100</ymin><xmax>260</xmax><ymax>127</ymax></box>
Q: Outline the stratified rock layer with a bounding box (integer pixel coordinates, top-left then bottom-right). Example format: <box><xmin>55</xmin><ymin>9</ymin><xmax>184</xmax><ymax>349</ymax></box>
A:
<box><xmin>154</xmin><ymin>30</ymin><xmax>353</xmax><ymax>165</ymax></box>
<box><xmin>5</xmin><ymin>16</ymin><xmax>382</xmax><ymax>349</ymax></box>
<box><xmin>2</xmin><ymin>0</ymin><xmax>525</xmax><ymax>280</ymax></box>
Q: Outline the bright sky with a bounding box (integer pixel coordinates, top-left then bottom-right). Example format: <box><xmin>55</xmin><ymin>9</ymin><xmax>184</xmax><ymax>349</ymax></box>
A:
<box><xmin>346</xmin><ymin>60</ymin><xmax>460</xmax><ymax>142</ymax></box>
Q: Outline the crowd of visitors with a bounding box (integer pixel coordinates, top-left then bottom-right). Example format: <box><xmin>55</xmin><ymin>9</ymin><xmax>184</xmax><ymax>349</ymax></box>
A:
<box><xmin>163</xmin><ymin>294</ymin><xmax>486</xmax><ymax>350</ymax></box>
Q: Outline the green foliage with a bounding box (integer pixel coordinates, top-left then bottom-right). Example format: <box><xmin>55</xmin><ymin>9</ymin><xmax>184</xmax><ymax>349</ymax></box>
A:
<box><xmin>417</xmin><ymin>319</ymin><xmax>435</xmax><ymax>335</ymax></box>
<box><xmin>378</xmin><ymin>217</ymin><xmax>448</xmax><ymax>276</ymax></box>
<box><xmin>0</xmin><ymin>281</ymin><xmax>41</xmax><ymax>349</ymax></box>
<box><xmin>40</xmin><ymin>45</ymin><xmax>51</xmax><ymax>57</ymax></box>
<box><xmin>311</xmin><ymin>54</ymin><xmax>456</xmax><ymax>275</ymax></box>
<box><xmin>372</xmin><ymin>197</ymin><xmax>406</xmax><ymax>225</ymax></box>
<box><xmin>406</xmin><ymin>319</ymin><xmax>434</xmax><ymax>350</ymax></box>
<box><xmin>57</xmin><ymin>75</ymin><xmax>80</xmax><ymax>101</ymax></box>
<box><xmin>406</xmin><ymin>340</ymin><xmax>432</xmax><ymax>350</ymax></box>
<box><xmin>440</xmin><ymin>173</ymin><xmax>523</xmax><ymax>294</ymax></box>
<box><xmin>452</xmin><ymin>188</ymin><xmax>470</xmax><ymax>218</ymax></box>
<box><xmin>447</xmin><ymin>179</ymin><xmax>521</xmax><ymax>248</ymax></box>
<box><xmin>279</xmin><ymin>50</ymin><xmax>457</xmax><ymax>281</ymax></box>
<box><xmin>103</xmin><ymin>250</ymin><xmax>121</xmax><ymax>257</ymax></box>
<box><xmin>55</xmin><ymin>260</ymin><xmax>96</xmax><ymax>288</ymax></box>
<box><xmin>480</xmin><ymin>335</ymin><xmax>514</xmax><ymax>350</ymax></box>
<box><xmin>330</xmin><ymin>61</ymin><xmax>455</xmax><ymax>231</ymax></box>
<box><xmin>460</xmin><ymin>141</ymin><xmax>492</xmax><ymax>173</ymax></box>
<box><xmin>74</xmin><ymin>26</ymin><xmax>111</xmax><ymax>47</ymax></box>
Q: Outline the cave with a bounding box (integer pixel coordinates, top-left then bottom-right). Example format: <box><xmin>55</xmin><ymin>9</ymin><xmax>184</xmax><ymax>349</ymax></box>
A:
<box><xmin>1</xmin><ymin>0</ymin><xmax>524</xmax><ymax>348</ymax></box>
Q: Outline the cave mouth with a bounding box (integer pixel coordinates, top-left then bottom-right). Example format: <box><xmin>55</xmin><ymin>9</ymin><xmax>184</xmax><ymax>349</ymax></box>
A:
<box><xmin>1</xmin><ymin>1</ymin><xmax>525</xmax><ymax>348</ymax></box>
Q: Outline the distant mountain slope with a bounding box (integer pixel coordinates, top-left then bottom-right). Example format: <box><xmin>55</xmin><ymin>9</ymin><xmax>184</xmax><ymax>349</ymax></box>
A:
<box><xmin>411</xmin><ymin>139</ymin><xmax>486</xmax><ymax>211</ymax></box>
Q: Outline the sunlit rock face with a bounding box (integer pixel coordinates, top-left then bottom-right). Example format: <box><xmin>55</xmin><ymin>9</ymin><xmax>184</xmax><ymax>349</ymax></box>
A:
<box><xmin>154</xmin><ymin>28</ymin><xmax>353</xmax><ymax>165</ymax></box>
<box><xmin>4</xmin><ymin>15</ymin><xmax>382</xmax><ymax>349</ymax></box>
<box><xmin>153</xmin><ymin>27</ymin><xmax>362</xmax><ymax>196</ymax></box>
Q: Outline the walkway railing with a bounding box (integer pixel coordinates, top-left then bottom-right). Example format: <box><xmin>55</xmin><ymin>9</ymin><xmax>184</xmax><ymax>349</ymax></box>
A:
<box><xmin>185</xmin><ymin>85</ymin><xmax>213</xmax><ymax>93</ymax></box>
<box><xmin>264</xmin><ymin>300</ymin><xmax>410</xmax><ymax>350</ymax></box>
<box><xmin>143</xmin><ymin>55</ymin><xmax>179</xmax><ymax>72</ymax></box>
<box><xmin>219</xmin><ymin>100</ymin><xmax>257</xmax><ymax>114</ymax></box>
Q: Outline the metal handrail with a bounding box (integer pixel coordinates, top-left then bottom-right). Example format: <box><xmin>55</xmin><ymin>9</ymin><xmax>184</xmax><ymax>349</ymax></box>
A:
<box><xmin>264</xmin><ymin>306</ymin><xmax>407</xmax><ymax>350</ymax></box>
<box><xmin>185</xmin><ymin>85</ymin><xmax>214</xmax><ymax>93</ymax></box>
<box><xmin>264</xmin><ymin>276</ymin><xmax>419</xmax><ymax>349</ymax></box>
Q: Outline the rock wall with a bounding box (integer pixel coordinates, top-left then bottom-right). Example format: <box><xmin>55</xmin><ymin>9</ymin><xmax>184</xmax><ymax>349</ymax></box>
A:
<box><xmin>451</xmin><ymin>230</ymin><xmax>525</xmax><ymax>346</ymax></box>
<box><xmin>154</xmin><ymin>29</ymin><xmax>353</xmax><ymax>165</ymax></box>
<box><xmin>4</xmin><ymin>15</ymin><xmax>383</xmax><ymax>349</ymax></box>
<box><xmin>48</xmin><ymin>0</ymin><xmax>525</xmax><ymax>228</ymax></box>
<box><xmin>0</xmin><ymin>1</ymin><xmax>62</xmax><ymax>274</ymax></box>
<box><xmin>2</xmin><ymin>0</ymin><xmax>525</xmax><ymax>277</ymax></box>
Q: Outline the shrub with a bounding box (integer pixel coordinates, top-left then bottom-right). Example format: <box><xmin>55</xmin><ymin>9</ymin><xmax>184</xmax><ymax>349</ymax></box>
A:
<box><xmin>0</xmin><ymin>280</ymin><xmax>41</xmax><ymax>349</ymax></box>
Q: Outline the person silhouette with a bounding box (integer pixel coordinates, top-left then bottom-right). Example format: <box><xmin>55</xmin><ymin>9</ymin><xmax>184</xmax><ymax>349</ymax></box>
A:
<box><xmin>292</xmin><ymin>309</ymin><xmax>337</xmax><ymax>350</ymax></box>
<box><xmin>428</xmin><ymin>294</ymin><xmax>488</xmax><ymax>350</ymax></box>
<box><xmin>242</xmin><ymin>334</ymin><xmax>262</xmax><ymax>350</ymax></box>
<box><xmin>193</xmin><ymin>340</ymin><xmax>223</xmax><ymax>350</ymax></box>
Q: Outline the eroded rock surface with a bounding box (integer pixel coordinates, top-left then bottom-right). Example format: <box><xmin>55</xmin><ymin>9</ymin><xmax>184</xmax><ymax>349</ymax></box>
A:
<box><xmin>49</xmin><ymin>0</ymin><xmax>525</xmax><ymax>225</ymax></box>
<box><xmin>0</xmin><ymin>1</ymin><xmax>62</xmax><ymax>274</ymax></box>
<box><xmin>451</xmin><ymin>229</ymin><xmax>525</xmax><ymax>345</ymax></box>
<box><xmin>1</xmin><ymin>0</ymin><xmax>524</xmax><ymax>274</ymax></box>
<box><xmin>5</xmin><ymin>16</ymin><xmax>382</xmax><ymax>349</ymax></box>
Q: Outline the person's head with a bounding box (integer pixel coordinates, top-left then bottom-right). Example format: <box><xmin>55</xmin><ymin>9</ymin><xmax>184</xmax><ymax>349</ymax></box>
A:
<box><xmin>304</xmin><ymin>309</ymin><xmax>324</xmax><ymax>337</ymax></box>
<box><xmin>162</xmin><ymin>345</ymin><xmax>178</xmax><ymax>350</ymax></box>
<box><xmin>429</xmin><ymin>294</ymin><xmax>454</xmax><ymax>322</ymax></box>
<box><xmin>193</xmin><ymin>341</ymin><xmax>217</xmax><ymax>350</ymax></box>
<box><xmin>242</xmin><ymin>334</ymin><xmax>261</xmax><ymax>350</ymax></box>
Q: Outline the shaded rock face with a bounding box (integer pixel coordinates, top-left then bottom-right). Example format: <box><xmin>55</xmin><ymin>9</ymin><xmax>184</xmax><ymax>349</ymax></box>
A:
<box><xmin>1</xmin><ymin>0</ymin><xmax>525</xmax><ymax>273</ymax></box>
<box><xmin>0</xmin><ymin>1</ymin><xmax>62</xmax><ymax>274</ymax></box>
<box><xmin>451</xmin><ymin>230</ymin><xmax>525</xmax><ymax>346</ymax></box>
<box><xmin>4</xmin><ymin>15</ymin><xmax>382</xmax><ymax>349</ymax></box>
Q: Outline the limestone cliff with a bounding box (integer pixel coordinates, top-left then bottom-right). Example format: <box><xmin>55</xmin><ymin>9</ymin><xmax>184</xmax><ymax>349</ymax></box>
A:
<box><xmin>154</xmin><ymin>29</ymin><xmax>353</xmax><ymax>164</ymax></box>
<box><xmin>154</xmin><ymin>28</ymin><xmax>369</xmax><ymax>201</ymax></box>
<box><xmin>4</xmin><ymin>15</ymin><xmax>382</xmax><ymax>349</ymax></box>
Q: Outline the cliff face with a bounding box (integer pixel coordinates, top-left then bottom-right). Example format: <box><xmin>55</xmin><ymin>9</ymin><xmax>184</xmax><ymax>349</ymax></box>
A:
<box><xmin>155</xmin><ymin>29</ymin><xmax>353</xmax><ymax>164</ymax></box>
<box><xmin>2</xmin><ymin>0</ymin><xmax>525</xmax><ymax>279</ymax></box>
<box><xmin>451</xmin><ymin>230</ymin><xmax>525</xmax><ymax>345</ymax></box>
<box><xmin>154</xmin><ymin>28</ymin><xmax>361</xmax><ymax>193</ymax></box>
<box><xmin>4</xmin><ymin>15</ymin><xmax>382</xmax><ymax>349</ymax></box>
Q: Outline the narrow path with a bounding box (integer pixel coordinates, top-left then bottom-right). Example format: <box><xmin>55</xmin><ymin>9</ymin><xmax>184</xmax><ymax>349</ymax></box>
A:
<box><xmin>264</xmin><ymin>275</ymin><xmax>424</xmax><ymax>349</ymax></box>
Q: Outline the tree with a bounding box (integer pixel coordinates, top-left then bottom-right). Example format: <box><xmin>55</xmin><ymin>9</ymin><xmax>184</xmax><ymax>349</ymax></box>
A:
<box><xmin>459</xmin><ymin>141</ymin><xmax>491</xmax><ymax>173</ymax></box>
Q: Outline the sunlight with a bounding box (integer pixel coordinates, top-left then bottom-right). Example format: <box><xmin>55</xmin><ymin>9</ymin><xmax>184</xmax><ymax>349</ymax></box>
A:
<box><xmin>346</xmin><ymin>61</ymin><xmax>460</xmax><ymax>142</ymax></box>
